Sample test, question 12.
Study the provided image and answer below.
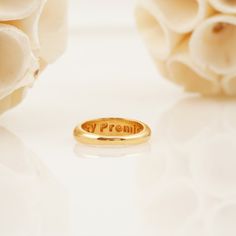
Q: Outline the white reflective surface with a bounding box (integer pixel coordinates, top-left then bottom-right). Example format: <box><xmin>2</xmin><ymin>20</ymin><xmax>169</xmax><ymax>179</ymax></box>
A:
<box><xmin>0</xmin><ymin>31</ymin><xmax>236</xmax><ymax>235</ymax></box>
<box><xmin>0</xmin><ymin>128</ymin><xmax>68</xmax><ymax>236</ymax></box>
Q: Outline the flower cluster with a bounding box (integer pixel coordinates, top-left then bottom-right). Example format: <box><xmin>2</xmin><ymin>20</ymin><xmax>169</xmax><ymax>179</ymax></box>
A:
<box><xmin>0</xmin><ymin>0</ymin><xmax>67</xmax><ymax>113</ymax></box>
<box><xmin>136</xmin><ymin>0</ymin><xmax>236</xmax><ymax>95</ymax></box>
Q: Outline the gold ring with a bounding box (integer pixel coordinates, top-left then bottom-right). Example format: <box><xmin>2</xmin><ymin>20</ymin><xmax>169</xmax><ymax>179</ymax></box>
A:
<box><xmin>74</xmin><ymin>118</ymin><xmax>151</xmax><ymax>145</ymax></box>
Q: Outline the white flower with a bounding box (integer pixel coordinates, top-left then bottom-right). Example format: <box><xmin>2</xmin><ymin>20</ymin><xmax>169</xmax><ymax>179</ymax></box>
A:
<box><xmin>0</xmin><ymin>0</ymin><xmax>68</xmax><ymax>114</ymax></box>
<box><xmin>136</xmin><ymin>0</ymin><xmax>236</xmax><ymax>95</ymax></box>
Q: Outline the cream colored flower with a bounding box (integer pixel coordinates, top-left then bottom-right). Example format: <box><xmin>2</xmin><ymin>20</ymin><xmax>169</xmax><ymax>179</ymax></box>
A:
<box><xmin>0</xmin><ymin>0</ymin><xmax>68</xmax><ymax>114</ymax></box>
<box><xmin>136</xmin><ymin>0</ymin><xmax>236</xmax><ymax>95</ymax></box>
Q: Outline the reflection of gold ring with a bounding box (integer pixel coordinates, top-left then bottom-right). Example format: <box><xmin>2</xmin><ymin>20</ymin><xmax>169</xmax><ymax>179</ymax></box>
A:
<box><xmin>74</xmin><ymin>118</ymin><xmax>151</xmax><ymax>145</ymax></box>
<box><xmin>74</xmin><ymin>143</ymin><xmax>151</xmax><ymax>158</ymax></box>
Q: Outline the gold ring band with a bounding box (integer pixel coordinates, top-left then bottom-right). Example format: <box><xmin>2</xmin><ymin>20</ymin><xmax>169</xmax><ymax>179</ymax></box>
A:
<box><xmin>74</xmin><ymin>118</ymin><xmax>151</xmax><ymax>145</ymax></box>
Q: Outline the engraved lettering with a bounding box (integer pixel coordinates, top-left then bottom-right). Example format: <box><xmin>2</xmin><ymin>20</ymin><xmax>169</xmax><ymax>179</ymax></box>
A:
<box><xmin>115</xmin><ymin>125</ymin><xmax>122</xmax><ymax>132</ymax></box>
<box><xmin>133</xmin><ymin>125</ymin><xmax>137</xmax><ymax>134</ymax></box>
<box><xmin>84</xmin><ymin>123</ymin><xmax>97</xmax><ymax>133</ymax></box>
<box><xmin>90</xmin><ymin>123</ymin><xmax>97</xmax><ymax>133</ymax></box>
<box><xmin>83</xmin><ymin>125</ymin><xmax>90</xmax><ymax>132</ymax></box>
<box><xmin>123</xmin><ymin>125</ymin><xmax>130</xmax><ymax>133</ymax></box>
<box><xmin>130</xmin><ymin>127</ymin><xmax>133</xmax><ymax>134</ymax></box>
<box><xmin>109</xmin><ymin>124</ymin><xmax>115</xmax><ymax>132</ymax></box>
<box><xmin>133</xmin><ymin>125</ymin><xmax>142</xmax><ymax>134</ymax></box>
<box><xmin>100</xmin><ymin>123</ymin><xmax>108</xmax><ymax>132</ymax></box>
<box><xmin>136</xmin><ymin>127</ymin><xmax>142</xmax><ymax>133</ymax></box>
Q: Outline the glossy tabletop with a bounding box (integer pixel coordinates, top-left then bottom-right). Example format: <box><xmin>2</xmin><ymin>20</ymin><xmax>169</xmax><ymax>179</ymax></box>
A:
<box><xmin>0</xmin><ymin>30</ymin><xmax>235</xmax><ymax>236</ymax></box>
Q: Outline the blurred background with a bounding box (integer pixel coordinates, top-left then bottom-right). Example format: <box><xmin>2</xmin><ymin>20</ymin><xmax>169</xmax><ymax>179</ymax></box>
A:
<box><xmin>58</xmin><ymin>0</ymin><xmax>167</xmax><ymax>103</ymax></box>
<box><xmin>69</xmin><ymin>0</ymin><xmax>135</xmax><ymax>30</ymax></box>
<box><xmin>1</xmin><ymin>1</ymin><xmax>236</xmax><ymax>236</ymax></box>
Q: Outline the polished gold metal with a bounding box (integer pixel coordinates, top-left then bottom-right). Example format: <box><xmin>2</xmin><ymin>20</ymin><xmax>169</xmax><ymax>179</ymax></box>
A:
<box><xmin>74</xmin><ymin>118</ymin><xmax>151</xmax><ymax>145</ymax></box>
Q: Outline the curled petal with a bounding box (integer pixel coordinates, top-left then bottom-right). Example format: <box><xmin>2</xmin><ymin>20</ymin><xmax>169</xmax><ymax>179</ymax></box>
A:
<box><xmin>222</xmin><ymin>74</ymin><xmax>236</xmax><ymax>96</ymax></box>
<box><xmin>39</xmin><ymin>0</ymin><xmax>68</xmax><ymax>63</ymax></box>
<box><xmin>0</xmin><ymin>0</ymin><xmax>41</xmax><ymax>21</ymax></box>
<box><xmin>209</xmin><ymin>0</ymin><xmax>236</xmax><ymax>14</ymax></box>
<box><xmin>0</xmin><ymin>88</ymin><xmax>27</xmax><ymax>115</ymax></box>
<box><xmin>9</xmin><ymin>0</ymin><xmax>46</xmax><ymax>51</ymax></box>
<box><xmin>135</xmin><ymin>4</ymin><xmax>183</xmax><ymax>60</ymax></box>
<box><xmin>168</xmin><ymin>41</ymin><xmax>220</xmax><ymax>95</ymax></box>
<box><xmin>9</xmin><ymin>0</ymin><xmax>68</xmax><ymax>64</ymax></box>
<box><xmin>0</xmin><ymin>24</ymin><xmax>38</xmax><ymax>100</ymax></box>
<box><xmin>190</xmin><ymin>15</ymin><xmax>236</xmax><ymax>75</ymax></box>
<box><xmin>144</xmin><ymin>0</ymin><xmax>213</xmax><ymax>33</ymax></box>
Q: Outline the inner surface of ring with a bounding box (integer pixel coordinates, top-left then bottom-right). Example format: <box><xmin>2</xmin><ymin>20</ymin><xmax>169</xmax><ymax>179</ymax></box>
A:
<box><xmin>82</xmin><ymin>118</ymin><xmax>144</xmax><ymax>136</ymax></box>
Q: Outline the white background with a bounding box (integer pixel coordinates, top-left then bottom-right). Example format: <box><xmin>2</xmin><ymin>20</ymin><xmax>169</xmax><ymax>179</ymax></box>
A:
<box><xmin>69</xmin><ymin>0</ymin><xmax>135</xmax><ymax>29</ymax></box>
<box><xmin>0</xmin><ymin>1</ymin><xmax>236</xmax><ymax>236</ymax></box>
